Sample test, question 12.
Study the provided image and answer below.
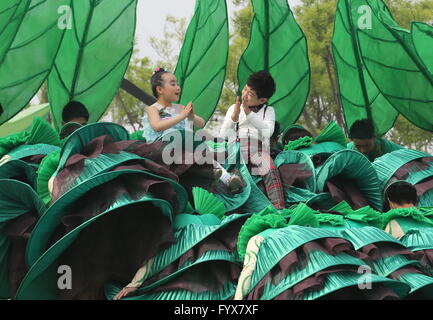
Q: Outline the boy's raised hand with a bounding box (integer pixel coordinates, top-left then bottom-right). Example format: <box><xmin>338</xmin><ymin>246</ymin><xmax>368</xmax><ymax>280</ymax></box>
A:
<box><xmin>232</xmin><ymin>96</ymin><xmax>241</xmax><ymax>122</ymax></box>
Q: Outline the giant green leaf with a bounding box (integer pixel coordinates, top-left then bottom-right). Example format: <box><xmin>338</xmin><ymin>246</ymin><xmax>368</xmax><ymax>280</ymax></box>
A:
<box><xmin>332</xmin><ymin>0</ymin><xmax>398</xmax><ymax>136</ymax></box>
<box><xmin>0</xmin><ymin>1</ymin><xmax>30</xmax><ymax>59</ymax></box>
<box><xmin>48</xmin><ymin>0</ymin><xmax>137</xmax><ymax>130</ymax></box>
<box><xmin>237</xmin><ymin>0</ymin><xmax>310</xmax><ymax>132</ymax></box>
<box><xmin>357</xmin><ymin>0</ymin><xmax>433</xmax><ymax>132</ymax></box>
<box><xmin>412</xmin><ymin>22</ymin><xmax>433</xmax><ymax>76</ymax></box>
<box><xmin>0</xmin><ymin>0</ymin><xmax>70</xmax><ymax>125</ymax></box>
<box><xmin>174</xmin><ymin>0</ymin><xmax>229</xmax><ymax>123</ymax></box>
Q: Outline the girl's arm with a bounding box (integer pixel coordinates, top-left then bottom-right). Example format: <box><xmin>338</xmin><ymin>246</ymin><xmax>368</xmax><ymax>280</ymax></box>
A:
<box><xmin>147</xmin><ymin>105</ymin><xmax>191</xmax><ymax>132</ymax></box>
<box><xmin>192</xmin><ymin>114</ymin><xmax>205</xmax><ymax>129</ymax></box>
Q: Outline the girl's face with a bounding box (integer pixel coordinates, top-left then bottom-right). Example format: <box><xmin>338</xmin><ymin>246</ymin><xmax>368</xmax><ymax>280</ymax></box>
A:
<box><xmin>157</xmin><ymin>73</ymin><xmax>181</xmax><ymax>102</ymax></box>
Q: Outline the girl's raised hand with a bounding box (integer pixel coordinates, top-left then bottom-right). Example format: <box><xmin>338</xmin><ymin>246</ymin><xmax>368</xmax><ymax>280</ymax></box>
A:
<box><xmin>187</xmin><ymin>102</ymin><xmax>195</xmax><ymax>120</ymax></box>
<box><xmin>180</xmin><ymin>103</ymin><xmax>193</xmax><ymax>118</ymax></box>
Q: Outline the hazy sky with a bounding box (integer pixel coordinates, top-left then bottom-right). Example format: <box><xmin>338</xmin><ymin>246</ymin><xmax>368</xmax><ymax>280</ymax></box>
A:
<box><xmin>136</xmin><ymin>0</ymin><xmax>302</xmax><ymax>60</ymax></box>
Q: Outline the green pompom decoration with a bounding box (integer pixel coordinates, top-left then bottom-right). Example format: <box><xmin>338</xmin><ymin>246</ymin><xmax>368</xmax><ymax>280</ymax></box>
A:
<box><xmin>317</xmin><ymin>214</ymin><xmax>345</xmax><ymax>226</ymax></box>
<box><xmin>237</xmin><ymin>213</ymin><xmax>288</xmax><ymax>259</ymax></box>
<box><xmin>283</xmin><ymin>136</ymin><xmax>313</xmax><ymax>151</ymax></box>
<box><xmin>382</xmin><ymin>207</ymin><xmax>433</xmax><ymax>228</ymax></box>
<box><xmin>129</xmin><ymin>130</ymin><xmax>147</xmax><ymax>142</ymax></box>
<box><xmin>287</xmin><ymin>203</ymin><xmax>320</xmax><ymax>227</ymax></box>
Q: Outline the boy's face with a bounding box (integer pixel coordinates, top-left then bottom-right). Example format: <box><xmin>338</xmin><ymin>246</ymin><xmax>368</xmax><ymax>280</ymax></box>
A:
<box><xmin>241</xmin><ymin>85</ymin><xmax>268</xmax><ymax>107</ymax></box>
<box><xmin>352</xmin><ymin>137</ymin><xmax>376</xmax><ymax>155</ymax></box>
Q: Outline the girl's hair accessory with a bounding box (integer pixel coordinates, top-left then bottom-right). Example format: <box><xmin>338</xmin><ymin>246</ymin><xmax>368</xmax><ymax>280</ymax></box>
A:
<box><xmin>153</xmin><ymin>67</ymin><xmax>167</xmax><ymax>75</ymax></box>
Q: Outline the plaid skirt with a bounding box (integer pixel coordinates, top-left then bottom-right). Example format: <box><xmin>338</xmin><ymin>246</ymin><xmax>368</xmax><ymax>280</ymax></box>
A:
<box><xmin>239</xmin><ymin>138</ymin><xmax>285</xmax><ymax>210</ymax></box>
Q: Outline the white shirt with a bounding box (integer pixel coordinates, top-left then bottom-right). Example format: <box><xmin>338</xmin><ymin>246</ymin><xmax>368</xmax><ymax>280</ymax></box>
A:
<box><xmin>219</xmin><ymin>104</ymin><xmax>275</xmax><ymax>145</ymax></box>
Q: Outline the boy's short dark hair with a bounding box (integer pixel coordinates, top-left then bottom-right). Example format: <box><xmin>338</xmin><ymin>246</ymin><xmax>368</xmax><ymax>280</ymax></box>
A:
<box><xmin>349</xmin><ymin>119</ymin><xmax>375</xmax><ymax>139</ymax></box>
<box><xmin>246</xmin><ymin>70</ymin><xmax>276</xmax><ymax>100</ymax></box>
<box><xmin>62</xmin><ymin>101</ymin><xmax>89</xmax><ymax>123</ymax></box>
<box><xmin>385</xmin><ymin>181</ymin><xmax>418</xmax><ymax>207</ymax></box>
<box><xmin>282</xmin><ymin>127</ymin><xmax>312</xmax><ymax>145</ymax></box>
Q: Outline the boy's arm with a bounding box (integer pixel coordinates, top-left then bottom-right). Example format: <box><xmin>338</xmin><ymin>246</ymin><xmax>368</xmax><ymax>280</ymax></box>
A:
<box><xmin>219</xmin><ymin>105</ymin><xmax>236</xmax><ymax>138</ymax></box>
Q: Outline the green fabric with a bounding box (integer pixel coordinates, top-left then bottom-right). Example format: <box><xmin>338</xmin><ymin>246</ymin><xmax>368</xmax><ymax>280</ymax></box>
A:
<box><xmin>303</xmin><ymin>271</ymin><xmax>410</xmax><ymax>300</ymax></box>
<box><xmin>330</xmin><ymin>201</ymin><xmax>353</xmax><ymax>214</ymax></box>
<box><xmin>117</xmin><ymin>214</ymin><xmax>249</xmax><ymax>297</ymax></box>
<box><xmin>25</xmin><ymin>169</ymin><xmax>178</xmax><ymax>267</ymax></box>
<box><xmin>284</xmin><ymin>186</ymin><xmax>317</xmax><ymax>207</ymax></box>
<box><xmin>48</xmin><ymin>0</ymin><xmax>137</xmax><ymax>131</ymax></box>
<box><xmin>370</xmin><ymin>254</ymin><xmax>420</xmax><ymax>278</ymax></box>
<box><xmin>314</xmin><ymin>121</ymin><xmax>347</xmax><ymax>147</ymax></box>
<box><xmin>192</xmin><ymin>187</ymin><xmax>226</xmax><ymax>219</ymax></box>
<box><xmin>0</xmin><ymin>104</ymin><xmax>50</xmax><ymax>138</ymax></box>
<box><xmin>0</xmin><ymin>117</ymin><xmax>61</xmax><ymax>158</ymax></box>
<box><xmin>56</xmin><ymin>122</ymin><xmax>129</xmax><ymax>175</ymax></box>
<box><xmin>36</xmin><ymin>149</ymin><xmax>61</xmax><ymax>206</ymax></box>
<box><xmin>0</xmin><ymin>131</ymin><xmax>28</xmax><ymax>158</ymax></box>
<box><xmin>357</xmin><ymin>0</ymin><xmax>433</xmax><ymax>132</ymax></box>
<box><xmin>237</xmin><ymin>210</ymin><xmax>287</xmax><ymax>259</ymax></box>
<box><xmin>344</xmin><ymin>206</ymin><xmax>384</xmax><ymax>229</ymax></box>
<box><xmin>342</xmin><ymin>226</ymin><xmax>402</xmax><ymax>250</ymax></box>
<box><xmin>59</xmin><ymin>122</ymin><xmax>83</xmax><ymax>140</ymax></box>
<box><xmin>0</xmin><ymin>1</ymin><xmax>29</xmax><ymax>60</ymax></box>
<box><xmin>398</xmin><ymin>272</ymin><xmax>433</xmax><ymax>298</ymax></box>
<box><xmin>249</xmin><ymin>226</ymin><xmax>354</xmax><ymax>293</ymax></box>
<box><xmin>174</xmin><ymin>0</ymin><xmax>228</xmax><ymax>124</ymax></box>
<box><xmin>412</xmin><ymin>22</ymin><xmax>433</xmax><ymax>76</ymax></box>
<box><xmin>237</xmin><ymin>0</ymin><xmax>310</xmax><ymax>132</ymax></box>
<box><xmin>0</xmin><ymin>179</ymin><xmax>46</xmax><ymax>299</ymax></box>
<box><xmin>17</xmin><ymin>189</ymin><xmax>174</xmax><ymax>300</ymax></box>
<box><xmin>6</xmin><ymin>144</ymin><xmax>60</xmax><ymax>162</ymax></box>
<box><xmin>274</xmin><ymin>150</ymin><xmax>316</xmax><ymax>191</ymax></box>
<box><xmin>347</xmin><ymin>138</ymin><xmax>404</xmax><ymax>162</ymax></box>
<box><xmin>105</xmin><ymin>258</ymin><xmax>240</xmax><ymax>301</ymax></box>
<box><xmin>283</xmin><ymin>136</ymin><xmax>313</xmax><ymax>151</ymax></box>
<box><xmin>299</xmin><ymin>141</ymin><xmax>345</xmax><ymax>158</ymax></box>
<box><xmin>316</xmin><ymin>150</ymin><xmax>383</xmax><ymax>210</ymax></box>
<box><xmin>0</xmin><ymin>0</ymin><xmax>71</xmax><ymax>126</ymax></box>
<box><xmin>287</xmin><ymin>203</ymin><xmax>320</xmax><ymax>228</ymax></box>
<box><xmin>373</xmin><ymin>149</ymin><xmax>431</xmax><ymax>192</ymax></box>
<box><xmin>332</xmin><ymin>0</ymin><xmax>398</xmax><ymax>136</ymax></box>
<box><xmin>0</xmin><ymin>160</ymin><xmax>36</xmax><ymax>188</ymax></box>
<box><xmin>260</xmin><ymin>250</ymin><xmax>366</xmax><ymax>300</ymax></box>
<box><xmin>401</xmin><ymin>229</ymin><xmax>433</xmax><ymax>252</ymax></box>
<box><xmin>306</xmin><ymin>193</ymin><xmax>338</xmax><ymax>211</ymax></box>
<box><xmin>129</xmin><ymin>130</ymin><xmax>146</xmax><ymax>142</ymax></box>
<box><xmin>383</xmin><ymin>207</ymin><xmax>433</xmax><ymax>232</ymax></box>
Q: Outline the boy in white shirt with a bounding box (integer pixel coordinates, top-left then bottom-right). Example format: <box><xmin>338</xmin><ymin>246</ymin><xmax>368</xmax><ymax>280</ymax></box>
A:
<box><xmin>220</xmin><ymin>71</ymin><xmax>285</xmax><ymax>209</ymax></box>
